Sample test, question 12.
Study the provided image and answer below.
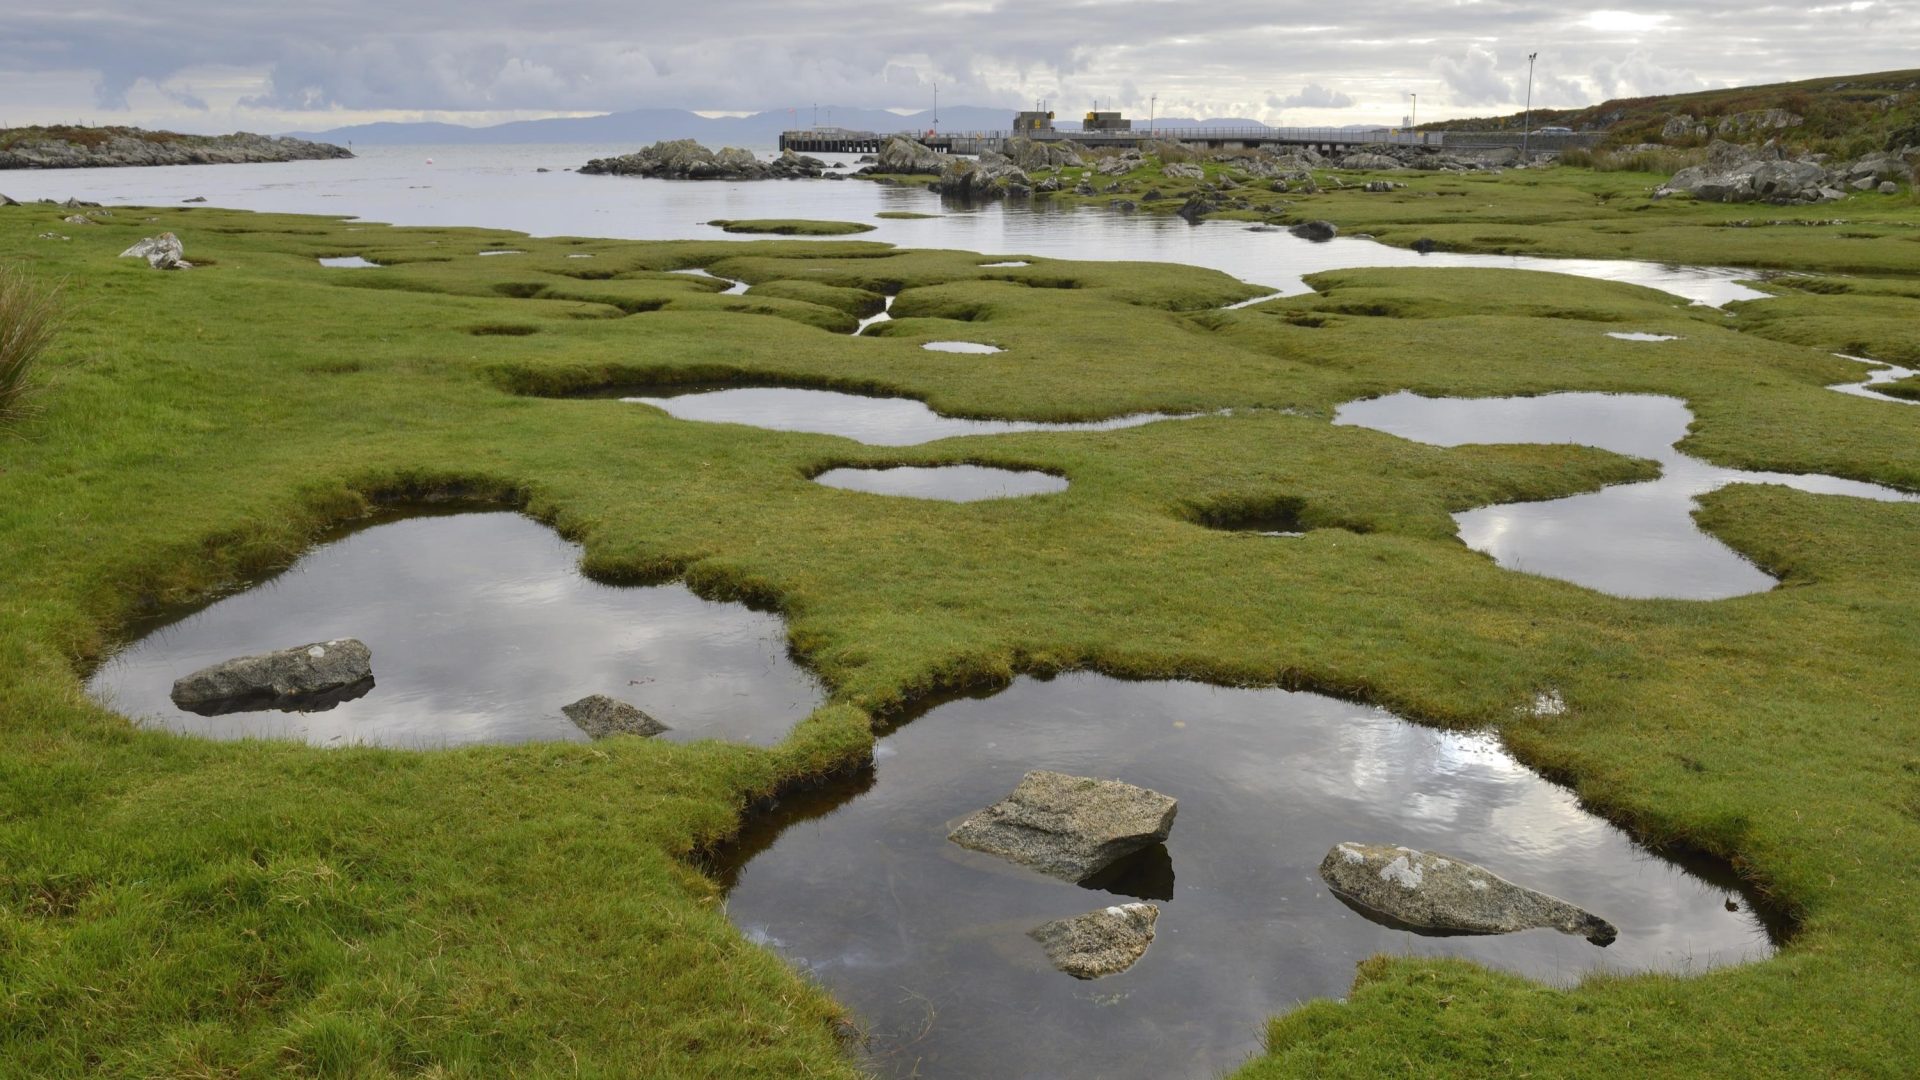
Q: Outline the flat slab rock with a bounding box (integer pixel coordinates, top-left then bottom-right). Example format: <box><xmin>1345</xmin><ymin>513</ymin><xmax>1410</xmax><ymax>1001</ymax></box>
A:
<box><xmin>948</xmin><ymin>770</ymin><xmax>1177</xmax><ymax>882</ymax></box>
<box><xmin>1320</xmin><ymin>843</ymin><xmax>1617</xmax><ymax>944</ymax></box>
<box><xmin>171</xmin><ymin>639</ymin><xmax>373</xmax><ymax>710</ymax></box>
<box><xmin>562</xmin><ymin>694</ymin><xmax>668</xmax><ymax>738</ymax></box>
<box><xmin>1030</xmin><ymin>903</ymin><xmax>1159</xmax><ymax>979</ymax></box>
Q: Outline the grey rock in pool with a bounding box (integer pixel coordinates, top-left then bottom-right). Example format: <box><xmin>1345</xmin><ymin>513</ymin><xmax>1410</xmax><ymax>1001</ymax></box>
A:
<box><xmin>171</xmin><ymin>638</ymin><xmax>373</xmax><ymax>710</ymax></box>
<box><xmin>1288</xmin><ymin>220</ymin><xmax>1339</xmax><ymax>242</ymax></box>
<box><xmin>1319</xmin><ymin>842</ymin><xmax>1617</xmax><ymax>944</ymax></box>
<box><xmin>1030</xmin><ymin>902</ymin><xmax>1160</xmax><ymax>979</ymax></box>
<box><xmin>562</xmin><ymin>694</ymin><xmax>668</xmax><ymax>739</ymax></box>
<box><xmin>949</xmin><ymin>770</ymin><xmax>1177</xmax><ymax>883</ymax></box>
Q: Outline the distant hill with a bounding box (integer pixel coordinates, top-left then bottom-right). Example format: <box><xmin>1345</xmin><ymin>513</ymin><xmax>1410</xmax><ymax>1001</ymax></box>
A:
<box><xmin>1419</xmin><ymin>68</ymin><xmax>1920</xmax><ymax>155</ymax></box>
<box><xmin>286</xmin><ymin>106</ymin><xmax>1289</xmax><ymax>147</ymax></box>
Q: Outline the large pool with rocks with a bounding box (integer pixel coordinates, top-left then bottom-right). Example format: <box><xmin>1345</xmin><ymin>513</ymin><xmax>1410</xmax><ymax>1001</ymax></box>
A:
<box><xmin>715</xmin><ymin>672</ymin><xmax>1779</xmax><ymax>1079</ymax></box>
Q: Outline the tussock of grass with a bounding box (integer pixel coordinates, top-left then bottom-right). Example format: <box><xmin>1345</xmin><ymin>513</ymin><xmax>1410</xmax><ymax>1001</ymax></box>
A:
<box><xmin>0</xmin><ymin>262</ymin><xmax>61</xmax><ymax>424</ymax></box>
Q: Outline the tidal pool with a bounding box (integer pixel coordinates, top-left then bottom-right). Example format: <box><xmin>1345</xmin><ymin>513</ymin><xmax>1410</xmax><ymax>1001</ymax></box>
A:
<box><xmin>1334</xmin><ymin>391</ymin><xmax>1919</xmax><ymax>599</ymax></box>
<box><xmin>717</xmin><ymin>672</ymin><xmax>1778</xmax><ymax>1080</ymax></box>
<box><xmin>813</xmin><ymin>465</ymin><xmax>1067</xmax><ymax>502</ymax></box>
<box><xmin>317</xmin><ymin>256</ymin><xmax>379</xmax><ymax>268</ymax></box>
<box><xmin>1606</xmin><ymin>331</ymin><xmax>1680</xmax><ymax>341</ymax></box>
<box><xmin>621</xmin><ymin>386</ymin><xmax>1190</xmax><ymax>446</ymax></box>
<box><xmin>922</xmin><ymin>341</ymin><xmax>1004</xmax><ymax>354</ymax></box>
<box><xmin>87</xmin><ymin>512</ymin><xmax>823</xmax><ymax>747</ymax></box>
<box><xmin>477</xmin><ymin>248</ymin><xmax>525</xmax><ymax>256</ymax></box>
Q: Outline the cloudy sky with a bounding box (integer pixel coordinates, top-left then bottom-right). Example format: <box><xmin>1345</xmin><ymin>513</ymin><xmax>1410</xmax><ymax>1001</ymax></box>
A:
<box><xmin>3</xmin><ymin>1</ymin><xmax>1912</xmax><ymax>133</ymax></box>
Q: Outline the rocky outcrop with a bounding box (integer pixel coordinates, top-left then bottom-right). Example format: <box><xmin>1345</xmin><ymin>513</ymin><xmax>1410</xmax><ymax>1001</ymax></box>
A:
<box><xmin>1319</xmin><ymin>843</ymin><xmax>1617</xmax><ymax>944</ymax></box>
<box><xmin>1657</xmin><ymin>140</ymin><xmax>1849</xmax><ymax>203</ymax></box>
<box><xmin>872</xmin><ymin>136</ymin><xmax>946</xmax><ymax>175</ymax></box>
<box><xmin>1160</xmin><ymin>162</ymin><xmax>1205</xmax><ymax>180</ymax></box>
<box><xmin>0</xmin><ymin>128</ymin><xmax>351</xmax><ymax>169</ymax></box>
<box><xmin>1175</xmin><ymin>193</ymin><xmax>1218</xmax><ymax>223</ymax></box>
<box><xmin>1029</xmin><ymin>903</ymin><xmax>1159</xmax><ymax>978</ymax></box>
<box><xmin>1003</xmin><ymin>137</ymin><xmax>1083</xmax><ymax>171</ymax></box>
<box><xmin>171</xmin><ymin>639</ymin><xmax>373</xmax><ymax>714</ymax></box>
<box><xmin>1289</xmin><ymin>220</ymin><xmax>1339</xmax><ymax>242</ymax></box>
<box><xmin>580</xmin><ymin>141</ymin><xmax>826</xmax><ymax>180</ymax></box>
<box><xmin>1715</xmin><ymin>108</ymin><xmax>1803</xmax><ymax>137</ymax></box>
<box><xmin>562</xmin><ymin>694</ymin><xmax>668</xmax><ymax>738</ymax></box>
<box><xmin>1661</xmin><ymin>114</ymin><xmax>1710</xmax><ymax>141</ymax></box>
<box><xmin>949</xmin><ymin>770</ymin><xmax>1177</xmax><ymax>882</ymax></box>
<box><xmin>119</xmin><ymin>232</ymin><xmax>190</xmax><ymax>270</ymax></box>
<box><xmin>1094</xmin><ymin>152</ymin><xmax>1141</xmax><ymax>176</ymax></box>
<box><xmin>937</xmin><ymin>153</ymin><xmax>1031</xmax><ymax>200</ymax></box>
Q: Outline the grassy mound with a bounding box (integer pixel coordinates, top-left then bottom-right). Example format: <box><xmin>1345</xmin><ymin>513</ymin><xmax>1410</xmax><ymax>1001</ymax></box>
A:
<box><xmin>707</xmin><ymin>218</ymin><xmax>876</xmax><ymax>236</ymax></box>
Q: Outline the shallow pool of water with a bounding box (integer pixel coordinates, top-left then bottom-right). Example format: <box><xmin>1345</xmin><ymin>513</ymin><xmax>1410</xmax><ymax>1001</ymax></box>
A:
<box><xmin>87</xmin><ymin>512</ymin><xmax>823</xmax><ymax>747</ymax></box>
<box><xmin>1334</xmin><ymin>392</ymin><xmax>1918</xmax><ymax>599</ymax></box>
<box><xmin>318</xmin><ymin>256</ymin><xmax>379</xmax><ymax>268</ymax></box>
<box><xmin>813</xmin><ymin>465</ymin><xmax>1067</xmax><ymax>501</ymax></box>
<box><xmin>621</xmin><ymin>386</ymin><xmax>1190</xmax><ymax>445</ymax></box>
<box><xmin>1607</xmin><ymin>332</ymin><xmax>1680</xmax><ymax>342</ymax></box>
<box><xmin>718</xmin><ymin>672</ymin><xmax>1777</xmax><ymax>1080</ymax></box>
<box><xmin>922</xmin><ymin>341</ymin><xmax>1003</xmax><ymax>354</ymax></box>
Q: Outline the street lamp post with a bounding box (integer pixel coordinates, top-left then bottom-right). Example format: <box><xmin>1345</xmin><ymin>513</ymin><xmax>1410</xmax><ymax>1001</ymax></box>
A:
<box><xmin>1410</xmin><ymin>92</ymin><xmax>1417</xmax><ymax>143</ymax></box>
<box><xmin>1150</xmin><ymin>93</ymin><xmax>1157</xmax><ymax>135</ymax></box>
<box><xmin>1521</xmin><ymin>52</ymin><xmax>1538</xmax><ymax>158</ymax></box>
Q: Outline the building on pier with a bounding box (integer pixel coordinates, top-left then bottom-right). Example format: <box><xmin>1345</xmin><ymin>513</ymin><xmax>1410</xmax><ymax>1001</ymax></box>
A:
<box><xmin>1013</xmin><ymin>110</ymin><xmax>1056</xmax><ymax>134</ymax></box>
<box><xmin>1082</xmin><ymin>110</ymin><xmax>1132</xmax><ymax>132</ymax></box>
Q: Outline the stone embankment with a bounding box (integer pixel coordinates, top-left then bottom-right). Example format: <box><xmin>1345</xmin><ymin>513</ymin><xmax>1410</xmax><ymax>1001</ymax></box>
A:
<box><xmin>580</xmin><ymin>140</ymin><xmax>827</xmax><ymax>179</ymax></box>
<box><xmin>0</xmin><ymin>128</ymin><xmax>352</xmax><ymax>169</ymax></box>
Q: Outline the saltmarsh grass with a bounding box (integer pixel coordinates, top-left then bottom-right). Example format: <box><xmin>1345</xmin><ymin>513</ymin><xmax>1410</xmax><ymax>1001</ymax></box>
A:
<box><xmin>0</xmin><ymin>262</ymin><xmax>61</xmax><ymax>423</ymax></box>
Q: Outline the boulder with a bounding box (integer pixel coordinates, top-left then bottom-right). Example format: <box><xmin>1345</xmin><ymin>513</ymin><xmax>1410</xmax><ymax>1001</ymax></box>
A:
<box><xmin>1660</xmin><ymin>114</ymin><xmax>1709</xmax><ymax>141</ymax></box>
<box><xmin>1003</xmin><ymin>137</ymin><xmax>1083</xmax><ymax>171</ymax></box>
<box><xmin>938</xmin><ymin>156</ymin><xmax>1030</xmax><ymax>201</ymax></box>
<box><xmin>0</xmin><ymin>193</ymin><xmax>16</xmax><ymax>206</ymax></box>
<box><xmin>1174</xmin><ymin>193</ymin><xmax>1217</xmax><ymax>222</ymax></box>
<box><xmin>171</xmin><ymin>639</ymin><xmax>374</xmax><ymax>712</ymax></box>
<box><xmin>1882</xmin><ymin>180</ymin><xmax>1900</xmax><ymax>195</ymax></box>
<box><xmin>119</xmin><ymin>232</ymin><xmax>190</xmax><ymax>270</ymax></box>
<box><xmin>1338</xmin><ymin>152</ymin><xmax>1403</xmax><ymax>171</ymax></box>
<box><xmin>562</xmin><ymin>694</ymin><xmax>668</xmax><ymax>738</ymax></box>
<box><xmin>1029</xmin><ymin>903</ymin><xmax>1159</xmax><ymax>979</ymax></box>
<box><xmin>874</xmin><ymin>136</ymin><xmax>946</xmax><ymax>175</ymax></box>
<box><xmin>949</xmin><ymin>770</ymin><xmax>1178</xmax><ymax>882</ymax></box>
<box><xmin>1288</xmin><ymin>220</ymin><xmax>1338</xmax><ymax>242</ymax></box>
<box><xmin>1095</xmin><ymin>154</ymin><xmax>1138</xmax><ymax>176</ymax></box>
<box><xmin>1160</xmin><ymin>162</ymin><xmax>1205</xmax><ymax>180</ymax></box>
<box><xmin>182</xmin><ymin>195</ymin><xmax>207</xmax><ymax>203</ymax></box>
<box><xmin>1319</xmin><ymin>842</ymin><xmax>1616</xmax><ymax>944</ymax></box>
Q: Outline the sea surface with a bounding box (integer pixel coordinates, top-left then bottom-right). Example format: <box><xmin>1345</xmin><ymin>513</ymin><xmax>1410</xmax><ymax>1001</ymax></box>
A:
<box><xmin>5</xmin><ymin>144</ymin><xmax>1764</xmax><ymax>305</ymax></box>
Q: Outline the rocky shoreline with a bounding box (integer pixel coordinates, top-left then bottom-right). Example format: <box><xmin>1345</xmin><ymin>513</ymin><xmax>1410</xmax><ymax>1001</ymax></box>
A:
<box><xmin>0</xmin><ymin>127</ymin><xmax>353</xmax><ymax>170</ymax></box>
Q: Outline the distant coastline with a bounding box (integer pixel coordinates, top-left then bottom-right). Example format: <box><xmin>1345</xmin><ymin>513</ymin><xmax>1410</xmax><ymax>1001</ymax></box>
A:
<box><xmin>0</xmin><ymin>126</ymin><xmax>352</xmax><ymax>170</ymax></box>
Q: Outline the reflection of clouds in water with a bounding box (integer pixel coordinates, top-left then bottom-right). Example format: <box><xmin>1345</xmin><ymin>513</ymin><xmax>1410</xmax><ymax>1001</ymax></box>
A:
<box><xmin>89</xmin><ymin>514</ymin><xmax>822</xmax><ymax>747</ymax></box>
<box><xmin>1338</xmin><ymin>392</ymin><xmax>1920</xmax><ymax>599</ymax></box>
<box><xmin>724</xmin><ymin>672</ymin><xmax>1775</xmax><ymax>1080</ymax></box>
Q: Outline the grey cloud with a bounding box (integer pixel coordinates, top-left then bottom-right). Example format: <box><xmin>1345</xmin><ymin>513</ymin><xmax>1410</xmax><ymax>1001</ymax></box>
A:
<box><xmin>1272</xmin><ymin>84</ymin><xmax>1356</xmax><ymax>109</ymax></box>
<box><xmin>2</xmin><ymin>1</ymin><xmax>1915</xmax><ymax>125</ymax></box>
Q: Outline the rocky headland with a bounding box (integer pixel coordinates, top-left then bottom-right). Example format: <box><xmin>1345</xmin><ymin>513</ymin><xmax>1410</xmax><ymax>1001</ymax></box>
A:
<box><xmin>579</xmin><ymin>140</ymin><xmax>829</xmax><ymax>179</ymax></box>
<box><xmin>0</xmin><ymin>126</ymin><xmax>352</xmax><ymax>169</ymax></box>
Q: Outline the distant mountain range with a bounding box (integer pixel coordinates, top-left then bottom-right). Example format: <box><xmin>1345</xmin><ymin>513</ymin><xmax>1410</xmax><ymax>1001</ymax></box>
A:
<box><xmin>284</xmin><ymin>106</ymin><xmax>1360</xmax><ymax>147</ymax></box>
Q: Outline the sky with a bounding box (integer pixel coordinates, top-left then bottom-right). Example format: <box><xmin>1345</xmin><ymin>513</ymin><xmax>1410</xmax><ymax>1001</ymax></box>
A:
<box><xmin>2</xmin><ymin>1</ymin><xmax>1914</xmax><ymax>134</ymax></box>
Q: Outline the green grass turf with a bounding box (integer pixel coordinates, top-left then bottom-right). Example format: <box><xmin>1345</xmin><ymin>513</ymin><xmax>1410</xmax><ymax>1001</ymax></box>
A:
<box><xmin>705</xmin><ymin>218</ymin><xmax>876</xmax><ymax>235</ymax></box>
<box><xmin>2</xmin><ymin>194</ymin><xmax>1918</xmax><ymax>1077</ymax></box>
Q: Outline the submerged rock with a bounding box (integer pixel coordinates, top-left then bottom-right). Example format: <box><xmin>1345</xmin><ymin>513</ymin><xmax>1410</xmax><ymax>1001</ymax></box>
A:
<box><xmin>1030</xmin><ymin>903</ymin><xmax>1160</xmax><ymax>978</ymax></box>
<box><xmin>171</xmin><ymin>639</ymin><xmax>373</xmax><ymax>712</ymax></box>
<box><xmin>1289</xmin><ymin>220</ymin><xmax>1338</xmax><ymax>242</ymax></box>
<box><xmin>949</xmin><ymin>770</ymin><xmax>1177</xmax><ymax>882</ymax></box>
<box><xmin>119</xmin><ymin>232</ymin><xmax>190</xmax><ymax>270</ymax></box>
<box><xmin>1319</xmin><ymin>842</ymin><xmax>1617</xmax><ymax>944</ymax></box>
<box><xmin>561</xmin><ymin>694</ymin><xmax>668</xmax><ymax>738</ymax></box>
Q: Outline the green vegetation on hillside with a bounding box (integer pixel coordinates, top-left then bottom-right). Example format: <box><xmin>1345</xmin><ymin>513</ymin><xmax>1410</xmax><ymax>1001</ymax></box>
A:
<box><xmin>1</xmin><ymin>188</ymin><xmax>1918</xmax><ymax>1078</ymax></box>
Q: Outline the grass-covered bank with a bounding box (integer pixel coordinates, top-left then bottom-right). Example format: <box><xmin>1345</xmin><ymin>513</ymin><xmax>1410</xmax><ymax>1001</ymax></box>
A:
<box><xmin>1</xmin><ymin>199</ymin><xmax>1918</xmax><ymax>1077</ymax></box>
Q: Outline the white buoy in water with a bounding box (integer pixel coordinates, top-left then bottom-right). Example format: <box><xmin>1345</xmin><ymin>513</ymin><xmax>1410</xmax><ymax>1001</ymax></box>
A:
<box><xmin>425</xmin><ymin>157</ymin><xmax>435</xmax><ymax>165</ymax></box>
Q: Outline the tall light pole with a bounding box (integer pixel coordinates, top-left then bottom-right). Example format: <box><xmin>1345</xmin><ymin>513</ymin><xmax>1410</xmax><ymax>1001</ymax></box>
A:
<box><xmin>932</xmin><ymin>83</ymin><xmax>939</xmax><ymax>131</ymax></box>
<box><xmin>1409</xmin><ymin>92</ymin><xmax>1417</xmax><ymax>143</ymax></box>
<box><xmin>1149</xmin><ymin>93</ymin><xmax>1157</xmax><ymax>135</ymax></box>
<box><xmin>1522</xmin><ymin>52</ymin><xmax>1538</xmax><ymax>158</ymax></box>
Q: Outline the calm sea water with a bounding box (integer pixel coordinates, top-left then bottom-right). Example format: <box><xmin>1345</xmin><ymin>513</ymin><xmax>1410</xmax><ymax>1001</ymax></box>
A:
<box><xmin>5</xmin><ymin>144</ymin><xmax>1764</xmax><ymax>305</ymax></box>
